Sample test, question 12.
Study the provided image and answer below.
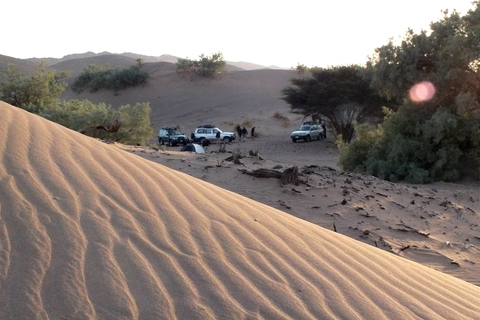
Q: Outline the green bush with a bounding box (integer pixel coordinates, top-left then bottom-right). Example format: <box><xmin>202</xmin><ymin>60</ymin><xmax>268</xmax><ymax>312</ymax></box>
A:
<box><xmin>31</xmin><ymin>100</ymin><xmax>153</xmax><ymax>145</ymax></box>
<box><xmin>176</xmin><ymin>52</ymin><xmax>226</xmax><ymax>78</ymax></box>
<box><xmin>340</xmin><ymin>104</ymin><xmax>480</xmax><ymax>183</ymax></box>
<box><xmin>72</xmin><ymin>59</ymin><xmax>148</xmax><ymax>93</ymax></box>
<box><xmin>337</xmin><ymin>122</ymin><xmax>382</xmax><ymax>172</ymax></box>
<box><xmin>0</xmin><ymin>63</ymin><xmax>67</xmax><ymax>108</ymax></box>
<box><xmin>37</xmin><ymin>100</ymin><xmax>114</xmax><ymax>133</ymax></box>
<box><xmin>115</xmin><ymin>103</ymin><xmax>154</xmax><ymax>145</ymax></box>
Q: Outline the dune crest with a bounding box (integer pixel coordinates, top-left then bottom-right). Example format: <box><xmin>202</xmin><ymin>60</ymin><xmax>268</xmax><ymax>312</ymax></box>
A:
<box><xmin>1</xmin><ymin>101</ymin><xmax>480</xmax><ymax>319</ymax></box>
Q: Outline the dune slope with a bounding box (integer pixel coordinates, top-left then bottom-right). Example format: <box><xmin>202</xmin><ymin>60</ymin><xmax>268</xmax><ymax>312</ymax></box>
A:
<box><xmin>1</xmin><ymin>101</ymin><xmax>480</xmax><ymax>319</ymax></box>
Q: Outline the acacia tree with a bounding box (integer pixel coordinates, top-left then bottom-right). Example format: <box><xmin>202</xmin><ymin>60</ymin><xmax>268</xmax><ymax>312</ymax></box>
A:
<box><xmin>340</xmin><ymin>2</ymin><xmax>480</xmax><ymax>182</ymax></box>
<box><xmin>282</xmin><ymin>65</ymin><xmax>388</xmax><ymax>142</ymax></box>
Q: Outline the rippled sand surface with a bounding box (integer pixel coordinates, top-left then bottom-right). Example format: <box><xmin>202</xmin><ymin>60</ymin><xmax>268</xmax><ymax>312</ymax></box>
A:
<box><xmin>1</xmin><ymin>102</ymin><xmax>480</xmax><ymax>319</ymax></box>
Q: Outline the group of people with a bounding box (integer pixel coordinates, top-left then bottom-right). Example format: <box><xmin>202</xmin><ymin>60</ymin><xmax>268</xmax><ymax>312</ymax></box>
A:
<box><xmin>236</xmin><ymin>125</ymin><xmax>255</xmax><ymax>142</ymax></box>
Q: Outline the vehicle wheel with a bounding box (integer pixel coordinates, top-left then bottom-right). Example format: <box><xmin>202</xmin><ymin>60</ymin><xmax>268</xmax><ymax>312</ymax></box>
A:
<box><xmin>223</xmin><ymin>137</ymin><xmax>231</xmax><ymax>143</ymax></box>
<box><xmin>199</xmin><ymin>137</ymin><xmax>206</xmax><ymax>145</ymax></box>
<box><xmin>317</xmin><ymin>134</ymin><xmax>320</xmax><ymax>140</ymax></box>
<box><xmin>306</xmin><ymin>135</ymin><xmax>311</xmax><ymax>142</ymax></box>
<box><xmin>292</xmin><ymin>139</ymin><xmax>297</xmax><ymax>143</ymax></box>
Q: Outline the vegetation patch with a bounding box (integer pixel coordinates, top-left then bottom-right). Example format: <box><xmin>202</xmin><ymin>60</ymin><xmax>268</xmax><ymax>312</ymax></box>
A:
<box><xmin>71</xmin><ymin>59</ymin><xmax>149</xmax><ymax>94</ymax></box>
<box><xmin>0</xmin><ymin>63</ymin><xmax>153</xmax><ymax>145</ymax></box>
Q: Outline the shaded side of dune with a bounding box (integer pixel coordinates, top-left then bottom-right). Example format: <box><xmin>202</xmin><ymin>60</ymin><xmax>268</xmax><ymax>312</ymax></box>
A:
<box><xmin>1</xmin><ymin>102</ymin><xmax>480</xmax><ymax>320</ymax></box>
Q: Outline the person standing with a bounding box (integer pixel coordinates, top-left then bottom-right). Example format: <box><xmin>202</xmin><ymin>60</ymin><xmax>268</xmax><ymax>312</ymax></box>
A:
<box><xmin>236</xmin><ymin>125</ymin><xmax>242</xmax><ymax>140</ymax></box>
<box><xmin>241</xmin><ymin>127</ymin><xmax>248</xmax><ymax>142</ymax></box>
<box><xmin>321</xmin><ymin>121</ymin><xmax>327</xmax><ymax>139</ymax></box>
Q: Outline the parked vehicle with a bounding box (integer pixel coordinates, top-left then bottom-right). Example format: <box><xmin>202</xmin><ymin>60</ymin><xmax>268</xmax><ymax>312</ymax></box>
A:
<box><xmin>291</xmin><ymin>124</ymin><xmax>323</xmax><ymax>142</ymax></box>
<box><xmin>192</xmin><ymin>125</ymin><xmax>236</xmax><ymax>144</ymax></box>
<box><xmin>158</xmin><ymin>127</ymin><xmax>188</xmax><ymax>146</ymax></box>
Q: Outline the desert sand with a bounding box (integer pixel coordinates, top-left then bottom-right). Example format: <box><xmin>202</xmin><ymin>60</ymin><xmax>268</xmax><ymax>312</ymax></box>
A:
<box><xmin>2</xmin><ymin>98</ymin><xmax>480</xmax><ymax>320</ymax></box>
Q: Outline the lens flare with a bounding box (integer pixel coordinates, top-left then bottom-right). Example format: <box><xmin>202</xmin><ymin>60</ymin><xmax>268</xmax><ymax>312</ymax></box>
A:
<box><xmin>409</xmin><ymin>81</ymin><xmax>436</xmax><ymax>102</ymax></box>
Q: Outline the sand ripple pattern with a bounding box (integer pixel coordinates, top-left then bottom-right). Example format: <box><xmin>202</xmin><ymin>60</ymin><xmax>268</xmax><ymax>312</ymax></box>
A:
<box><xmin>1</xmin><ymin>102</ymin><xmax>480</xmax><ymax>319</ymax></box>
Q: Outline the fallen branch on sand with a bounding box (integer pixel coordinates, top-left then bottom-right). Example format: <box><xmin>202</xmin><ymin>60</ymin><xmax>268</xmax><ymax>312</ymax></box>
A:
<box><xmin>238</xmin><ymin>166</ymin><xmax>302</xmax><ymax>185</ymax></box>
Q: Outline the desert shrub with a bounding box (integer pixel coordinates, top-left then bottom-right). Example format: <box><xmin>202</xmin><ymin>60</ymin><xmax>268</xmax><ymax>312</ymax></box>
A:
<box><xmin>0</xmin><ymin>63</ymin><xmax>67</xmax><ymax>108</ymax></box>
<box><xmin>340</xmin><ymin>104</ymin><xmax>480</xmax><ymax>183</ymax></box>
<box><xmin>115</xmin><ymin>103</ymin><xmax>154</xmax><ymax>145</ymax></box>
<box><xmin>32</xmin><ymin>100</ymin><xmax>153</xmax><ymax>145</ymax></box>
<box><xmin>337</xmin><ymin>122</ymin><xmax>382</xmax><ymax>172</ymax></box>
<box><xmin>72</xmin><ymin>59</ymin><xmax>148</xmax><ymax>93</ymax></box>
<box><xmin>176</xmin><ymin>52</ymin><xmax>226</xmax><ymax>78</ymax></box>
<box><xmin>37</xmin><ymin>100</ymin><xmax>114</xmax><ymax>133</ymax></box>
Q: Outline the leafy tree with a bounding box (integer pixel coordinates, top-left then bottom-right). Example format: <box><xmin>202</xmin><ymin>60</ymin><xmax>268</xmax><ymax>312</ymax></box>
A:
<box><xmin>282</xmin><ymin>65</ymin><xmax>389</xmax><ymax>142</ymax></box>
<box><xmin>341</xmin><ymin>3</ymin><xmax>480</xmax><ymax>182</ymax></box>
<box><xmin>176</xmin><ymin>52</ymin><xmax>226</xmax><ymax>78</ymax></box>
<box><xmin>0</xmin><ymin>62</ymin><xmax>68</xmax><ymax>108</ymax></box>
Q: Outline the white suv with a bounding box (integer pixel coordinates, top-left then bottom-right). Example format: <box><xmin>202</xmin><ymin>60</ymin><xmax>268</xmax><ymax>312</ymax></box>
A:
<box><xmin>193</xmin><ymin>125</ymin><xmax>236</xmax><ymax>144</ymax></box>
<box><xmin>291</xmin><ymin>123</ymin><xmax>323</xmax><ymax>142</ymax></box>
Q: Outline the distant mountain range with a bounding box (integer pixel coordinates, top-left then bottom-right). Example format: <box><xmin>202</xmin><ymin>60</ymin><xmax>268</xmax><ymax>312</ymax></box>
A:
<box><xmin>17</xmin><ymin>51</ymin><xmax>285</xmax><ymax>71</ymax></box>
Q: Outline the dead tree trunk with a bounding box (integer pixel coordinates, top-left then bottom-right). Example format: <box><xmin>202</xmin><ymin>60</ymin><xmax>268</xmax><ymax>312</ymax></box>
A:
<box><xmin>238</xmin><ymin>165</ymin><xmax>301</xmax><ymax>185</ymax></box>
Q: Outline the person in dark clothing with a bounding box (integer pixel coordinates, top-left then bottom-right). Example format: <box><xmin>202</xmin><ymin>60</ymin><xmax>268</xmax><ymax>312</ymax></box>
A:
<box><xmin>241</xmin><ymin>127</ymin><xmax>248</xmax><ymax>142</ymax></box>
<box><xmin>251</xmin><ymin>127</ymin><xmax>256</xmax><ymax>137</ymax></box>
<box><xmin>236</xmin><ymin>125</ymin><xmax>242</xmax><ymax>138</ymax></box>
<box><xmin>321</xmin><ymin>122</ymin><xmax>327</xmax><ymax>139</ymax></box>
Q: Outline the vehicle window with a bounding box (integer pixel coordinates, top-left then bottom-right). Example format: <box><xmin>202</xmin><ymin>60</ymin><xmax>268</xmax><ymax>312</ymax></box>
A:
<box><xmin>197</xmin><ymin>129</ymin><xmax>205</xmax><ymax>134</ymax></box>
<box><xmin>300</xmin><ymin>125</ymin><xmax>311</xmax><ymax>131</ymax></box>
<box><xmin>206</xmin><ymin>129</ymin><xmax>212</xmax><ymax>134</ymax></box>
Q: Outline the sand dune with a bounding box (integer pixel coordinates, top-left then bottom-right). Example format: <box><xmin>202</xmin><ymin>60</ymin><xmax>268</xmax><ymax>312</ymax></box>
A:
<box><xmin>1</xmin><ymin>101</ymin><xmax>480</xmax><ymax>319</ymax></box>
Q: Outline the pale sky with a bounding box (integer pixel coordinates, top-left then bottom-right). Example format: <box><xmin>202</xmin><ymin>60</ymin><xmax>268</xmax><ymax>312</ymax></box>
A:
<box><xmin>3</xmin><ymin>0</ymin><xmax>476</xmax><ymax>68</ymax></box>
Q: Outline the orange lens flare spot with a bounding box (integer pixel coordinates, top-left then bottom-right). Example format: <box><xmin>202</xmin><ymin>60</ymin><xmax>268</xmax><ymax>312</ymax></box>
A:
<box><xmin>409</xmin><ymin>81</ymin><xmax>436</xmax><ymax>102</ymax></box>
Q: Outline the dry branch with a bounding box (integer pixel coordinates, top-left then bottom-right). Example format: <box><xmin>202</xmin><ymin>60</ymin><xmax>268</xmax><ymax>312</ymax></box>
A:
<box><xmin>79</xmin><ymin>118</ymin><xmax>122</xmax><ymax>134</ymax></box>
<box><xmin>238</xmin><ymin>165</ymin><xmax>301</xmax><ymax>185</ymax></box>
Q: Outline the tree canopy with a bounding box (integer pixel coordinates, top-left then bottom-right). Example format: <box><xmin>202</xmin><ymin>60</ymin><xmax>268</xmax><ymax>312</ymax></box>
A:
<box><xmin>0</xmin><ymin>62</ymin><xmax>68</xmax><ymax>108</ymax></box>
<box><xmin>282</xmin><ymin>65</ymin><xmax>388</xmax><ymax>142</ymax></box>
<box><xmin>339</xmin><ymin>2</ymin><xmax>480</xmax><ymax>183</ymax></box>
